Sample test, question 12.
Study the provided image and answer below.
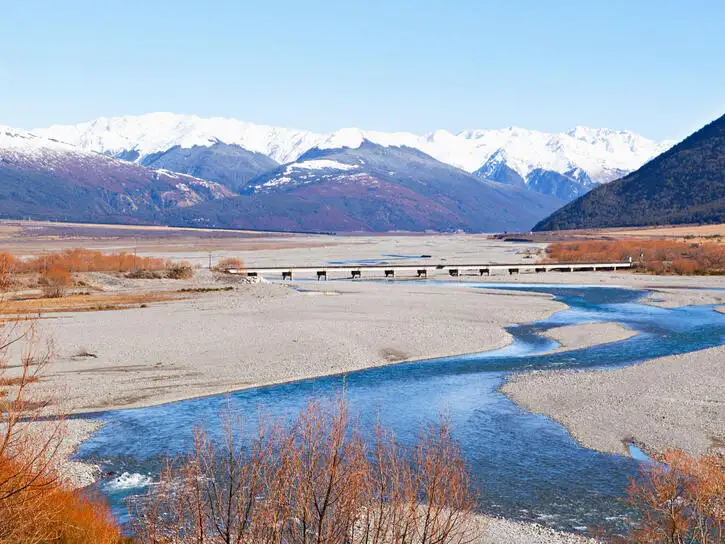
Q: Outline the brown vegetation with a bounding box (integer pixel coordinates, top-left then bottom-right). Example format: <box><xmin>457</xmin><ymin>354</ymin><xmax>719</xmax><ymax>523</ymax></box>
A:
<box><xmin>40</xmin><ymin>265</ymin><xmax>73</xmax><ymax>298</ymax></box>
<box><xmin>546</xmin><ymin>239</ymin><xmax>725</xmax><ymax>275</ymax></box>
<box><xmin>0</xmin><ymin>316</ymin><xmax>124</xmax><ymax>542</ymax></box>
<box><xmin>130</xmin><ymin>399</ymin><xmax>481</xmax><ymax>544</ymax></box>
<box><xmin>164</xmin><ymin>261</ymin><xmax>195</xmax><ymax>280</ymax></box>
<box><xmin>214</xmin><ymin>257</ymin><xmax>245</xmax><ymax>273</ymax></box>
<box><xmin>621</xmin><ymin>449</ymin><xmax>725</xmax><ymax>543</ymax></box>
<box><xmin>0</xmin><ymin>291</ymin><xmax>183</xmax><ymax>315</ymax></box>
<box><xmin>0</xmin><ymin>249</ymin><xmax>171</xmax><ymax>296</ymax></box>
<box><xmin>0</xmin><ymin>249</ymin><xmax>166</xmax><ymax>276</ymax></box>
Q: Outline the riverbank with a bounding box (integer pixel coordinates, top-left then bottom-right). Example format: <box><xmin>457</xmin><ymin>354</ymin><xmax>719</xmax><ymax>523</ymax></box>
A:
<box><xmin>34</xmin><ymin>280</ymin><xmax>565</xmax><ymax>414</ymax></box>
<box><xmin>478</xmin><ymin>516</ymin><xmax>594</xmax><ymax>543</ymax></box>
<box><xmin>501</xmin><ymin>343</ymin><xmax>725</xmax><ymax>458</ymax></box>
<box><xmin>543</xmin><ymin>322</ymin><xmax>637</xmax><ymax>353</ymax></box>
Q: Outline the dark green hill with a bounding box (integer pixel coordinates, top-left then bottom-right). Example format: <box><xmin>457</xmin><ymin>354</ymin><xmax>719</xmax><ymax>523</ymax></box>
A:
<box><xmin>534</xmin><ymin>114</ymin><xmax>725</xmax><ymax>231</ymax></box>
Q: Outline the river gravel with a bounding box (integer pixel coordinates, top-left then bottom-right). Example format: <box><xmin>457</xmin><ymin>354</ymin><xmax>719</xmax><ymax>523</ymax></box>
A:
<box><xmin>501</xmin><ymin>344</ymin><xmax>725</xmax><ymax>457</ymax></box>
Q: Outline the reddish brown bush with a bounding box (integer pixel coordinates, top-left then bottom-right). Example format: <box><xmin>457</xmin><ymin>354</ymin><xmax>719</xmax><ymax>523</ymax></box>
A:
<box><xmin>546</xmin><ymin>239</ymin><xmax>725</xmax><ymax>275</ymax></box>
<box><xmin>214</xmin><ymin>257</ymin><xmax>245</xmax><ymax>272</ymax></box>
<box><xmin>40</xmin><ymin>264</ymin><xmax>72</xmax><ymax>298</ymax></box>
<box><xmin>24</xmin><ymin>249</ymin><xmax>165</xmax><ymax>274</ymax></box>
<box><xmin>165</xmin><ymin>260</ymin><xmax>195</xmax><ymax>279</ymax></box>
<box><xmin>131</xmin><ymin>399</ymin><xmax>481</xmax><ymax>544</ymax></box>
<box><xmin>0</xmin><ymin>253</ymin><xmax>20</xmax><ymax>290</ymax></box>
<box><xmin>0</xmin><ymin>317</ymin><xmax>123</xmax><ymax>542</ymax></box>
<box><xmin>0</xmin><ymin>456</ymin><xmax>123</xmax><ymax>543</ymax></box>
<box><xmin>624</xmin><ymin>450</ymin><xmax>725</xmax><ymax>543</ymax></box>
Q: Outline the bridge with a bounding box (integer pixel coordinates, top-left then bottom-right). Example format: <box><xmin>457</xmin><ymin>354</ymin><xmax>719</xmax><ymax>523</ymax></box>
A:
<box><xmin>229</xmin><ymin>261</ymin><xmax>632</xmax><ymax>281</ymax></box>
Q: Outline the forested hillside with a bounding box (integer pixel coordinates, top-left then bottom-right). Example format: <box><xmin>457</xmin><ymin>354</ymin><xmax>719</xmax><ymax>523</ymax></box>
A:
<box><xmin>534</xmin><ymin>114</ymin><xmax>725</xmax><ymax>231</ymax></box>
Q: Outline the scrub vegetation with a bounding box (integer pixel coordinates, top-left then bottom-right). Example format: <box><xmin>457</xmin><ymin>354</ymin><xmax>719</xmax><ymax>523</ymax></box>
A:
<box><xmin>546</xmin><ymin>239</ymin><xmax>725</xmax><ymax>274</ymax></box>
<box><xmin>618</xmin><ymin>450</ymin><xmax>725</xmax><ymax>543</ymax></box>
<box><xmin>130</xmin><ymin>399</ymin><xmax>482</xmax><ymax>544</ymax></box>
<box><xmin>0</xmin><ymin>318</ymin><xmax>123</xmax><ymax>542</ymax></box>
<box><xmin>0</xmin><ymin>249</ymin><xmax>196</xmax><ymax>302</ymax></box>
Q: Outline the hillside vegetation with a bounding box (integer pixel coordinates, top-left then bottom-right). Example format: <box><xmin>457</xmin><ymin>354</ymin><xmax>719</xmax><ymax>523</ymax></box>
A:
<box><xmin>535</xmin><ymin>113</ymin><xmax>725</xmax><ymax>231</ymax></box>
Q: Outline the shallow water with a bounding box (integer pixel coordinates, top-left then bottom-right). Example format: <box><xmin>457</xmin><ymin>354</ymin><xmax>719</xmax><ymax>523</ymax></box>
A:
<box><xmin>77</xmin><ymin>283</ymin><xmax>725</xmax><ymax>533</ymax></box>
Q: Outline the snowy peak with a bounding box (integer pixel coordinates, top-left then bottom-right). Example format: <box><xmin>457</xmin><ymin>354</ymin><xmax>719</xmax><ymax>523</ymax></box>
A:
<box><xmin>37</xmin><ymin>113</ymin><xmax>321</xmax><ymax>165</ymax></box>
<box><xmin>35</xmin><ymin>113</ymin><xmax>675</xmax><ymax>185</ymax></box>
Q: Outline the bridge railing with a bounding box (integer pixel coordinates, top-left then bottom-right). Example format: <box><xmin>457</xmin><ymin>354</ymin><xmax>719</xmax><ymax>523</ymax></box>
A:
<box><xmin>226</xmin><ymin>261</ymin><xmax>632</xmax><ymax>280</ymax></box>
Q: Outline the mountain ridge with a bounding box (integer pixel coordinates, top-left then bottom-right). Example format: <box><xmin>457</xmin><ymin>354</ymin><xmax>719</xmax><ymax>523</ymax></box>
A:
<box><xmin>0</xmin><ymin>125</ymin><xmax>233</xmax><ymax>223</ymax></box>
<box><xmin>533</xmin><ymin>113</ymin><xmax>725</xmax><ymax>231</ymax></box>
<box><xmin>35</xmin><ymin>113</ymin><xmax>673</xmax><ymax>186</ymax></box>
<box><xmin>169</xmin><ymin>140</ymin><xmax>565</xmax><ymax>233</ymax></box>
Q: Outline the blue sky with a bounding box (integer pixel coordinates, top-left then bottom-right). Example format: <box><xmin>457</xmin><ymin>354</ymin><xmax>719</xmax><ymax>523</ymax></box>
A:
<box><xmin>1</xmin><ymin>0</ymin><xmax>723</xmax><ymax>140</ymax></box>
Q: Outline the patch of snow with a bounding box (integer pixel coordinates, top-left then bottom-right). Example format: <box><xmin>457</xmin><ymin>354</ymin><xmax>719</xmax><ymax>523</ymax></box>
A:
<box><xmin>287</xmin><ymin>159</ymin><xmax>358</xmax><ymax>171</ymax></box>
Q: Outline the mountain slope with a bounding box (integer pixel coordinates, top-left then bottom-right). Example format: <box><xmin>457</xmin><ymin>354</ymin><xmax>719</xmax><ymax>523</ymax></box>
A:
<box><xmin>169</xmin><ymin>141</ymin><xmax>565</xmax><ymax>233</ymax></box>
<box><xmin>474</xmin><ymin>149</ymin><xmax>526</xmax><ymax>187</ymax></box>
<box><xmin>0</xmin><ymin>126</ymin><xmax>233</xmax><ymax>223</ymax></box>
<box><xmin>140</xmin><ymin>143</ymin><xmax>279</xmax><ymax>192</ymax></box>
<box><xmin>534</xmin><ymin>114</ymin><xmax>725</xmax><ymax>231</ymax></box>
<box><xmin>35</xmin><ymin>113</ymin><xmax>672</xmax><ymax>187</ymax></box>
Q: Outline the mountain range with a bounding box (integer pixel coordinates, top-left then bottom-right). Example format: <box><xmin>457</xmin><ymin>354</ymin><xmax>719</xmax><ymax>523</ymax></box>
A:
<box><xmin>37</xmin><ymin>113</ymin><xmax>672</xmax><ymax>201</ymax></box>
<box><xmin>0</xmin><ymin>113</ymin><xmax>675</xmax><ymax>232</ymax></box>
<box><xmin>535</xmin><ymin>113</ymin><xmax>725</xmax><ymax>231</ymax></box>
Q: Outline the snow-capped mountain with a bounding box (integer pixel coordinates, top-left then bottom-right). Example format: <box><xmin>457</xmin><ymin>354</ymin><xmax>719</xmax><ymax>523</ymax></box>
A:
<box><xmin>167</xmin><ymin>140</ymin><xmax>565</xmax><ymax>233</ymax></box>
<box><xmin>0</xmin><ymin>125</ymin><xmax>232</xmax><ymax>222</ymax></box>
<box><xmin>35</xmin><ymin>113</ymin><xmax>673</xmax><ymax>187</ymax></box>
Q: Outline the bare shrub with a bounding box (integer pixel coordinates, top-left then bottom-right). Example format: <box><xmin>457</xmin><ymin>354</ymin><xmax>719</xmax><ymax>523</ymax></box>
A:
<box><xmin>165</xmin><ymin>261</ymin><xmax>195</xmax><ymax>280</ymax></box>
<box><xmin>0</xmin><ymin>317</ymin><xmax>123</xmax><ymax>541</ymax></box>
<box><xmin>214</xmin><ymin>257</ymin><xmax>245</xmax><ymax>273</ymax></box>
<box><xmin>0</xmin><ymin>253</ymin><xmax>20</xmax><ymax>291</ymax></box>
<box><xmin>623</xmin><ymin>449</ymin><xmax>725</xmax><ymax>543</ymax></box>
<box><xmin>131</xmin><ymin>398</ymin><xmax>480</xmax><ymax>544</ymax></box>
<box><xmin>40</xmin><ymin>264</ymin><xmax>72</xmax><ymax>298</ymax></box>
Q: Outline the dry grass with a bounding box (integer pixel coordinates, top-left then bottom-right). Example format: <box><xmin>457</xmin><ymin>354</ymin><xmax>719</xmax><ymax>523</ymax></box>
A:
<box><xmin>0</xmin><ymin>375</ymin><xmax>40</xmax><ymax>386</ymax></box>
<box><xmin>0</xmin><ymin>291</ymin><xmax>184</xmax><ymax>315</ymax></box>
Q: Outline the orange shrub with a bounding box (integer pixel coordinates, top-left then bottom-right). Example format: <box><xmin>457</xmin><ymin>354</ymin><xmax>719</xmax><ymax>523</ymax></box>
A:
<box><xmin>23</xmin><ymin>249</ymin><xmax>166</xmax><ymax>274</ymax></box>
<box><xmin>131</xmin><ymin>399</ymin><xmax>480</xmax><ymax>543</ymax></box>
<box><xmin>546</xmin><ymin>239</ymin><xmax>725</xmax><ymax>275</ymax></box>
<box><xmin>625</xmin><ymin>449</ymin><xmax>725</xmax><ymax>543</ymax></box>
<box><xmin>0</xmin><ymin>455</ymin><xmax>123</xmax><ymax>543</ymax></box>
<box><xmin>0</xmin><ymin>253</ymin><xmax>20</xmax><ymax>290</ymax></box>
<box><xmin>40</xmin><ymin>265</ymin><xmax>72</xmax><ymax>298</ymax></box>
<box><xmin>214</xmin><ymin>257</ymin><xmax>245</xmax><ymax>272</ymax></box>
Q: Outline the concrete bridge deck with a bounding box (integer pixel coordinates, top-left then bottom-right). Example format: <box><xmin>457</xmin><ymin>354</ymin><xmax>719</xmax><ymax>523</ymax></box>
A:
<box><xmin>229</xmin><ymin>261</ymin><xmax>632</xmax><ymax>280</ymax></box>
